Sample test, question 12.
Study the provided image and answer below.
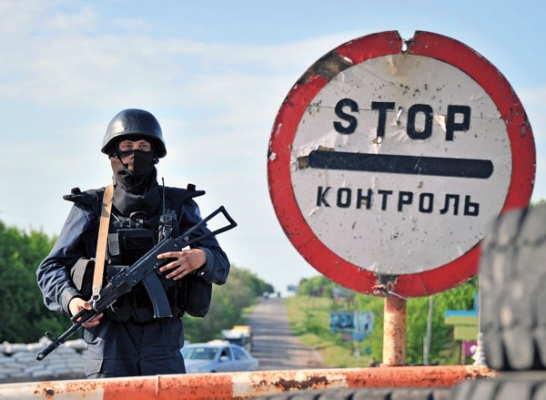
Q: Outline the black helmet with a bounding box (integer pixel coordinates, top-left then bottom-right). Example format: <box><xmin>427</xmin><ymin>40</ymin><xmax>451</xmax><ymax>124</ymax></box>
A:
<box><xmin>101</xmin><ymin>109</ymin><xmax>167</xmax><ymax>158</ymax></box>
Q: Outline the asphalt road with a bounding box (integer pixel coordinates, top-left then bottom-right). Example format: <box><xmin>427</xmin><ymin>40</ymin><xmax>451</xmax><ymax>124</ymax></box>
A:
<box><xmin>246</xmin><ymin>297</ymin><xmax>324</xmax><ymax>370</ymax></box>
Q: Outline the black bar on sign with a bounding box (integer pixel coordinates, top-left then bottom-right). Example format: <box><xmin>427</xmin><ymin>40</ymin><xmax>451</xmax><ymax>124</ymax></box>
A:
<box><xmin>307</xmin><ymin>150</ymin><xmax>493</xmax><ymax>179</ymax></box>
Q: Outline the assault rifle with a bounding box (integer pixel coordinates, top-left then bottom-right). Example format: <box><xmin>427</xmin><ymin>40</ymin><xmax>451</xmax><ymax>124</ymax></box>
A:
<box><xmin>36</xmin><ymin>206</ymin><xmax>236</xmax><ymax>361</ymax></box>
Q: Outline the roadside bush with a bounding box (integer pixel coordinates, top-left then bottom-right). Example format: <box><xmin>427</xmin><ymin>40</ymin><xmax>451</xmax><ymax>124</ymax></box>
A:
<box><xmin>0</xmin><ymin>221</ymin><xmax>66</xmax><ymax>343</ymax></box>
<box><xmin>0</xmin><ymin>218</ymin><xmax>272</xmax><ymax>346</ymax></box>
<box><xmin>183</xmin><ymin>265</ymin><xmax>270</xmax><ymax>343</ymax></box>
<box><xmin>289</xmin><ymin>276</ymin><xmax>478</xmax><ymax>366</ymax></box>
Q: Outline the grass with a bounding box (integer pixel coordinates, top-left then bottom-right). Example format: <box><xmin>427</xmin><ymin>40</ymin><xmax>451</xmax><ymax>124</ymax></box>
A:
<box><xmin>284</xmin><ymin>296</ymin><xmax>376</xmax><ymax>368</ymax></box>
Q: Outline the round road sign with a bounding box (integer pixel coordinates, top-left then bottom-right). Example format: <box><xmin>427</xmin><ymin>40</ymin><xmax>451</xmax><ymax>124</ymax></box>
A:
<box><xmin>267</xmin><ymin>31</ymin><xmax>535</xmax><ymax>297</ymax></box>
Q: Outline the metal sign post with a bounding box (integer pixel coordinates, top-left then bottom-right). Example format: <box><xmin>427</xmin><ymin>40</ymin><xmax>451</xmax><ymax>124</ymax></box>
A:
<box><xmin>268</xmin><ymin>30</ymin><xmax>535</xmax><ymax>364</ymax></box>
<box><xmin>383</xmin><ymin>297</ymin><xmax>406</xmax><ymax>366</ymax></box>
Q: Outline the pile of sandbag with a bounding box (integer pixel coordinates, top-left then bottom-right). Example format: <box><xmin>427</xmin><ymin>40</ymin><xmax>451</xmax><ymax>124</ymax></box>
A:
<box><xmin>0</xmin><ymin>337</ymin><xmax>87</xmax><ymax>383</ymax></box>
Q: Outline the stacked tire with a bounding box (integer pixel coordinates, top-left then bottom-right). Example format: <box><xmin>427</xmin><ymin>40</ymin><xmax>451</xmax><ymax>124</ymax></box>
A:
<box><xmin>452</xmin><ymin>205</ymin><xmax>546</xmax><ymax>399</ymax></box>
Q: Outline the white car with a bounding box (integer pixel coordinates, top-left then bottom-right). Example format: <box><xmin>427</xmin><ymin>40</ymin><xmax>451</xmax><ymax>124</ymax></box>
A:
<box><xmin>181</xmin><ymin>342</ymin><xmax>259</xmax><ymax>373</ymax></box>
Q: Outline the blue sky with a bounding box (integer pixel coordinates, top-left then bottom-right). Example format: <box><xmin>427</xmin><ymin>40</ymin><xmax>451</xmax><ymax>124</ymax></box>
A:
<box><xmin>0</xmin><ymin>0</ymin><xmax>544</xmax><ymax>296</ymax></box>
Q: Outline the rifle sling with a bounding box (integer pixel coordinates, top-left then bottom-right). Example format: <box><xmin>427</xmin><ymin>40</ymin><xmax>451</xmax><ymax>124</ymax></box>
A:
<box><xmin>92</xmin><ymin>184</ymin><xmax>113</xmax><ymax>299</ymax></box>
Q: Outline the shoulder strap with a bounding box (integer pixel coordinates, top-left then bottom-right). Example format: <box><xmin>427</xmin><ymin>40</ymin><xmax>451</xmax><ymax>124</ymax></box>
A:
<box><xmin>92</xmin><ymin>184</ymin><xmax>113</xmax><ymax>300</ymax></box>
<box><xmin>163</xmin><ymin>183</ymin><xmax>205</xmax><ymax>215</ymax></box>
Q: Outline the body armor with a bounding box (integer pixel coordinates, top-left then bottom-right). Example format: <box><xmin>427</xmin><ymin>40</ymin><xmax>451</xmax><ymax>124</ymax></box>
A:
<box><xmin>65</xmin><ymin>184</ymin><xmax>209</xmax><ymax>323</ymax></box>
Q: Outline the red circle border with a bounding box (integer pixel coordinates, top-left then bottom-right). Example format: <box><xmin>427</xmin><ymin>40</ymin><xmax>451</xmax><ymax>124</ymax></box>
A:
<box><xmin>267</xmin><ymin>31</ymin><xmax>536</xmax><ymax>297</ymax></box>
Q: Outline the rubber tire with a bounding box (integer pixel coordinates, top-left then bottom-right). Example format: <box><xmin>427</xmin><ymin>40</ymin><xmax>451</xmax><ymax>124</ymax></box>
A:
<box><xmin>251</xmin><ymin>387</ymin><xmax>452</xmax><ymax>400</ymax></box>
<box><xmin>479</xmin><ymin>205</ymin><xmax>546</xmax><ymax>371</ymax></box>
<box><xmin>451</xmin><ymin>372</ymin><xmax>546</xmax><ymax>400</ymax></box>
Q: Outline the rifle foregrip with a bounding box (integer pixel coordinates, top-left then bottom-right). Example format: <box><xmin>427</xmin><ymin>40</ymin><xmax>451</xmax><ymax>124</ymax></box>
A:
<box><xmin>36</xmin><ymin>308</ymin><xmax>96</xmax><ymax>361</ymax></box>
<box><xmin>36</xmin><ymin>341</ymin><xmax>57</xmax><ymax>361</ymax></box>
<box><xmin>36</xmin><ymin>324</ymin><xmax>81</xmax><ymax>361</ymax></box>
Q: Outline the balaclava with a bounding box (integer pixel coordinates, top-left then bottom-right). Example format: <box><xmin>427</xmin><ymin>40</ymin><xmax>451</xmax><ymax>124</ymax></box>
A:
<box><xmin>110</xmin><ymin>145</ymin><xmax>161</xmax><ymax>216</ymax></box>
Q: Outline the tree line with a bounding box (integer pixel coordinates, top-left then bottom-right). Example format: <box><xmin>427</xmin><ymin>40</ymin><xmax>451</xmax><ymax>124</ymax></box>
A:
<box><xmin>298</xmin><ymin>274</ymin><xmax>477</xmax><ymax>365</ymax></box>
<box><xmin>0</xmin><ymin>220</ymin><xmax>273</xmax><ymax>344</ymax></box>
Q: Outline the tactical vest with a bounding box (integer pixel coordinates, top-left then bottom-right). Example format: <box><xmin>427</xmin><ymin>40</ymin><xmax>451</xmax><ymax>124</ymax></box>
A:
<box><xmin>65</xmin><ymin>184</ymin><xmax>212</xmax><ymax>323</ymax></box>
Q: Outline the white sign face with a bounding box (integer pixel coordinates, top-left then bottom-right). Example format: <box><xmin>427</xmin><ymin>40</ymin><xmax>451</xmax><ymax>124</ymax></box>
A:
<box><xmin>290</xmin><ymin>54</ymin><xmax>511</xmax><ymax>275</ymax></box>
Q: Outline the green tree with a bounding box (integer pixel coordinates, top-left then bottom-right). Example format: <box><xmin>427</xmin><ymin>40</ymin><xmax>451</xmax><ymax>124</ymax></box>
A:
<box><xmin>0</xmin><ymin>221</ymin><xmax>66</xmax><ymax>343</ymax></box>
<box><xmin>354</xmin><ymin>277</ymin><xmax>478</xmax><ymax>365</ymax></box>
<box><xmin>0</xmin><ymin>218</ymin><xmax>274</xmax><ymax>346</ymax></box>
<box><xmin>0</xmin><ymin>217</ymin><xmax>274</xmax><ymax>343</ymax></box>
<box><xmin>183</xmin><ymin>265</ymin><xmax>273</xmax><ymax>343</ymax></box>
<box><xmin>294</xmin><ymin>275</ymin><xmax>478</xmax><ymax>365</ymax></box>
<box><xmin>299</xmin><ymin>275</ymin><xmax>336</xmax><ymax>298</ymax></box>
<box><xmin>230</xmin><ymin>266</ymin><xmax>274</xmax><ymax>297</ymax></box>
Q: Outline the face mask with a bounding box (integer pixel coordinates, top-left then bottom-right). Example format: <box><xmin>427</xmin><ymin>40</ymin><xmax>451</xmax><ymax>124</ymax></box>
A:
<box><xmin>116</xmin><ymin>150</ymin><xmax>155</xmax><ymax>174</ymax></box>
<box><xmin>110</xmin><ymin>150</ymin><xmax>156</xmax><ymax>194</ymax></box>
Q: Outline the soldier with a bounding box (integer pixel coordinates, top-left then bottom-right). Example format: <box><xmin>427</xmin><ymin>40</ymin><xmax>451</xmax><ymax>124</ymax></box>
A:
<box><xmin>37</xmin><ymin>109</ymin><xmax>230</xmax><ymax>378</ymax></box>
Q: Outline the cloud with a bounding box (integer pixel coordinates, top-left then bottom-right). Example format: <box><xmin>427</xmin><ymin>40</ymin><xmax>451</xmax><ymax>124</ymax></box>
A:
<box><xmin>2</xmin><ymin>1</ymin><xmax>544</xmax><ymax>295</ymax></box>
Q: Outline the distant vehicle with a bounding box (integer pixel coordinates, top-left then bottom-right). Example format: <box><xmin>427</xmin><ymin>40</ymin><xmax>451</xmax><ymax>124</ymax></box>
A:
<box><xmin>221</xmin><ymin>325</ymin><xmax>253</xmax><ymax>352</ymax></box>
<box><xmin>181</xmin><ymin>342</ymin><xmax>259</xmax><ymax>373</ymax></box>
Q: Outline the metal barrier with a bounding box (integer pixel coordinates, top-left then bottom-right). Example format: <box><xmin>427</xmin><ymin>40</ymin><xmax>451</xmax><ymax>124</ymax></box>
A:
<box><xmin>0</xmin><ymin>365</ymin><xmax>497</xmax><ymax>399</ymax></box>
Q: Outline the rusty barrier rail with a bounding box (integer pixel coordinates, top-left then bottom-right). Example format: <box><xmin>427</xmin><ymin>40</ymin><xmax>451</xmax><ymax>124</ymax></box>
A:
<box><xmin>0</xmin><ymin>365</ymin><xmax>497</xmax><ymax>399</ymax></box>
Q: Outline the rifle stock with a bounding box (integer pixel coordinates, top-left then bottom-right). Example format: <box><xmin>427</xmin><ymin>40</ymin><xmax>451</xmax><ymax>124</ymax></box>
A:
<box><xmin>36</xmin><ymin>206</ymin><xmax>236</xmax><ymax>361</ymax></box>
